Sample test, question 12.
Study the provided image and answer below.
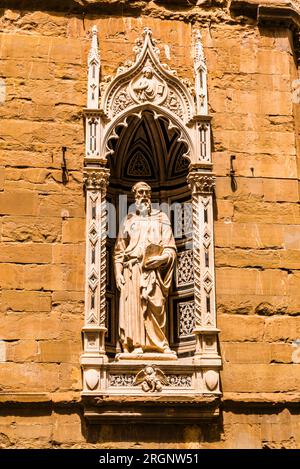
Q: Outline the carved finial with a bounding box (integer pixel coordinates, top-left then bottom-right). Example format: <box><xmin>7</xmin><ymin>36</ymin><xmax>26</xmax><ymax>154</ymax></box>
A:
<box><xmin>143</xmin><ymin>27</ymin><xmax>152</xmax><ymax>38</ymax></box>
<box><xmin>87</xmin><ymin>25</ymin><xmax>100</xmax><ymax>109</ymax></box>
<box><xmin>88</xmin><ymin>25</ymin><xmax>100</xmax><ymax>64</ymax></box>
<box><xmin>133</xmin><ymin>27</ymin><xmax>160</xmax><ymax>59</ymax></box>
<box><xmin>193</xmin><ymin>29</ymin><xmax>208</xmax><ymax>115</ymax></box>
<box><xmin>194</xmin><ymin>29</ymin><xmax>206</xmax><ymax>70</ymax></box>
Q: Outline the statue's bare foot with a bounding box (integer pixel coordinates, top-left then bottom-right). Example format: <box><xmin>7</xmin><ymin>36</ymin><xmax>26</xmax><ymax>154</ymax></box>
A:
<box><xmin>133</xmin><ymin>347</ymin><xmax>143</xmax><ymax>354</ymax></box>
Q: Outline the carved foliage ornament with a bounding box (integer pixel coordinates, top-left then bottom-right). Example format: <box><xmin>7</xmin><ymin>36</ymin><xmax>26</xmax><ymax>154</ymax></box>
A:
<box><xmin>187</xmin><ymin>172</ymin><xmax>216</xmax><ymax>194</ymax></box>
<box><xmin>83</xmin><ymin>168</ymin><xmax>110</xmax><ymax>192</ymax></box>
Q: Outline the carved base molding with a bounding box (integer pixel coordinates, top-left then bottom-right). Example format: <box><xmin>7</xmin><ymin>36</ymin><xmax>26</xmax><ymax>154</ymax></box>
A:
<box><xmin>82</xmin><ymin>394</ymin><xmax>220</xmax><ymax>424</ymax></box>
<box><xmin>81</xmin><ymin>355</ymin><xmax>221</xmax><ymax>422</ymax></box>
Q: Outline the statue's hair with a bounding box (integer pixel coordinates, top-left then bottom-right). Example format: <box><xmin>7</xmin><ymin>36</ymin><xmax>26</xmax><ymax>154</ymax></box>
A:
<box><xmin>131</xmin><ymin>181</ymin><xmax>151</xmax><ymax>195</ymax></box>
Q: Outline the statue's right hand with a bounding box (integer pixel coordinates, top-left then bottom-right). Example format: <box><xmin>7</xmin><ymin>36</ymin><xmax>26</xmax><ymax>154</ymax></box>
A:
<box><xmin>116</xmin><ymin>274</ymin><xmax>125</xmax><ymax>291</ymax></box>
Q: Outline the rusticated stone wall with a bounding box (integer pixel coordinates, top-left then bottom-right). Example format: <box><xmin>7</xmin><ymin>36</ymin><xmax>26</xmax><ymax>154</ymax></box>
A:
<box><xmin>0</xmin><ymin>0</ymin><xmax>300</xmax><ymax>448</ymax></box>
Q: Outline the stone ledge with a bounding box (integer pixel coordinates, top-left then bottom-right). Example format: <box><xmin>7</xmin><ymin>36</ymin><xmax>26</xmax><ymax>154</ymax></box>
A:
<box><xmin>82</xmin><ymin>394</ymin><xmax>221</xmax><ymax>423</ymax></box>
<box><xmin>223</xmin><ymin>392</ymin><xmax>300</xmax><ymax>408</ymax></box>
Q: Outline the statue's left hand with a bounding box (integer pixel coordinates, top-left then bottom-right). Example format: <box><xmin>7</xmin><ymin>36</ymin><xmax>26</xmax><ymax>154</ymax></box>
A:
<box><xmin>144</xmin><ymin>254</ymin><xmax>169</xmax><ymax>270</ymax></box>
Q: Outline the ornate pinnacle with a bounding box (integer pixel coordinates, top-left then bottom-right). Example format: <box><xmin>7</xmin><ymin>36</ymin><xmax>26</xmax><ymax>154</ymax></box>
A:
<box><xmin>194</xmin><ymin>29</ymin><xmax>206</xmax><ymax>69</ymax></box>
<box><xmin>143</xmin><ymin>27</ymin><xmax>153</xmax><ymax>38</ymax></box>
<box><xmin>88</xmin><ymin>25</ymin><xmax>100</xmax><ymax>64</ymax></box>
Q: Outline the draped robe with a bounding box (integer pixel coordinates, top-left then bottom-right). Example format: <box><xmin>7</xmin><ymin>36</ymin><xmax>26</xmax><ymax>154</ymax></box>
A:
<box><xmin>114</xmin><ymin>209</ymin><xmax>176</xmax><ymax>353</ymax></box>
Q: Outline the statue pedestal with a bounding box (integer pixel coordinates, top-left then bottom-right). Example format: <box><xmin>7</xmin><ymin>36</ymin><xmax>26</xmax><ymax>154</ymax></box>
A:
<box><xmin>115</xmin><ymin>351</ymin><xmax>177</xmax><ymax>361</ymax></box>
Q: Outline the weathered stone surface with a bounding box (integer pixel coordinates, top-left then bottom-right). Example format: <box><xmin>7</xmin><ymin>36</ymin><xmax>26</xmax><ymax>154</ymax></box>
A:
<box><xmin>264</xmin><ymin>317</ymin><xmax>300</xmax><ymax>342</ymax></box>
<box><xmin>38</xmin><ymin>340</ymin><xmax>81</xmax><ymax>363</ymax></box>
<box><xmin>2</xmin><ymin>216</ymin><xmax>62</xmax><ymax>243</ymax></box>
<box><xmin>52</xmin><ymin>412</ymin><xmax>83</xmax><ymax>444</ymax></box>
<box><xmin>215</xmin><ymin>248</ymin><xmax>300</xmax><ymax>270</ymax></box>
<box><xmin>221</xmin><ymin>363</ymin><xmax>300</xmax><ymax>393</ymax></box>
<box><xmin>216</xmin><ymin>268</ymin><xmax>288</xmax><ymax>296</ymax></box>
<box><xmin>0</xmin><ymin>363</ymin><xmax>59</xmax><ymax>392</ymax></box>
<box><xmin>62</xmin><ymin>218</ymin><xmax>85</xmax><ymax>243</ymax></box>
<box><xmin>0</xmin><ymin>243</ymin><xmax>52</xmax><ymax>264</ymax></box>
<box><xmin>218</xmin><ymin>315</ymin><xmax>265</xmax><ymax>342</ymax></box>
<box><xmin>1</xmin><ymin>290</ymin><xmax>51</xmax><ymax>313</ymax></box>
<box><xmin>0</xmin><ymin>312</ymin><xmax>61</xmax><ymax>340</ymax></box>
<box><xmin>0</xmin><ymin>191</ymin><xmax>38</xmax><ymax>216</ymax></box>
<box><xmin>214</xmin><ymin>222</ymin><xmax>284</xmax><ymax>249</ymax></box>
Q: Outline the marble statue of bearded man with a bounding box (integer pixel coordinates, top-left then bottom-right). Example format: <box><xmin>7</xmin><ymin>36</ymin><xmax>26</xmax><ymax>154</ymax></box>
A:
<box><xmin>114</xmin><ymin>182</ymin><xmax>176</xmax><ymax>355</ymax></box>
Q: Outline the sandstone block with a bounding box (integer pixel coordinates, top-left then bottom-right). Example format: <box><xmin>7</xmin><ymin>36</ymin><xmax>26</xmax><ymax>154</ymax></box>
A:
<box><xmin>213</xmin><ymin>151</ymin><xmax>297</xmax><ymax>179</ymax></box>
<box><xmin>0</xmin><ymin>244</ymin><xmax>52</xmax><ymax>264</ymax></box>
<box><xmin>215</xmin><ymin>248</ymin><xmax>300</xmax><ymax>270</ymax></box>
<box><xmin>216</xmin><ymin>200</ymin><xmax>234</xmax><ymax>219</ymax></box>
<box><xmin>217</xmin><ymin>293</ymin><xmax>292</xmax><ymax>316</ymax></box>
<box><xmin>64</xmin><ymin>263</ymin><xmax>85</xmax><ymax>292</ymax></box>
<box><xmin>265</xmin><ymin>317</ymin><xmax>300</xmax><ymax>342</ymax></box>
<box><xmin>218</xmin><ymin>314</ymin><xmax>265</xmax><ymax>342</ymax></box>
<box><xmin>0</xmin><ymin>264</ymin><xmax>24</xmax><ymax>289</ymax></box>
<box><xmin>52</xmin><ymin>412</ymin><xmax>83</xmax><ymax>444</ymax></box>
<box><xmin>38</xmin><ymin>193</ymin><xmax>84</xmax><ymax>218</ymax></box>
<box><xmin>284</xmin><ymin>225</ymin><xmax>300</xmax><ymax>250</ymax></box>
<box><xmin>270</xmin><ymin>344</ymin><xmax>294</xmax><ymax>363</ymax></box>
<box><xmin>222</xmin><ymin>343</ymin><xmax>271</xmax><ymax>364</ymax></box>
<box><xmin>59</xmin><ymin>363</ymin><xmax>82</xmax><ymax>391</ymax></box>
<box><xmin>0</xmin><ymin>191</ymin><xmax>38</xmax><ymax>216</ymax></box>
<box><xmin>0</xmin><ymin>312</ymin><xmax>61</xmax><ymax>340</ymax></box>
<box><xmin>224</xmin><ymin>423</ymin><xmax>261</xmax><ymax>449</ymax></box>
<box><xmin>233</xmin><ymin>201</ymin><xmax>300</xmax><ymax>224</ymax></box>
<box><xmin>2</xmin><ymin>290</ymin><xmax>51</xmax><ymax>312</ymax></box>
<box><xmin>216</xmin><ymin>267</ymin><xmax>288</xmax><ymax>296</ymax></box>
<box><xmin>7</xmin><ymin>340</ymin><xmax>38</xmax><ymax>362</ymax></box>
<box><xmin>0</xmin><ymin>363</ymin><xmax>59</xmax><ymax>392</ymax></box>
<box><xmin>23</xmin><ymin>265</ymin><xmax>64</xmax><ymax>291</ymax></box>
<box><xmin>14</xmin><ymin>424</ymin><xmax>52</xmax><ymax>441</ymax></box>
<box><xmin>221</xmin><ymin>363</ymin><xmax>300</xmax><ymax>393</ymax></box>
<box><xmin>62</xmin><ymin>218</ymin><xmax>85</xmax><ymax>243</ymax></box>
<box><xmin>2</xmin><ymin>216</ymin><xmax>62</xmax><ymax>243</ymax></box>
<box><xmin>215</xmin><ymin>177</ymin><xmax>298</xmax><ymax>203</ymax></box>
<box><xmin>38</xmin><ymin>340</ymin><xmax>80</xmax><ymax>363</ymax></box>
<box><xmin>52</xmin><ymin>244</ymin><xmax>85</xmax><ymax>265</ymax></box>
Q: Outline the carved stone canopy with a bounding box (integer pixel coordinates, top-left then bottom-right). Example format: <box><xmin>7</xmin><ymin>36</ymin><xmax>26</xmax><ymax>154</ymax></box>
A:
<box><xmin>101</xmin><ymin>28</ymin><xmax>195</xmax><ymax>124</ymax></box>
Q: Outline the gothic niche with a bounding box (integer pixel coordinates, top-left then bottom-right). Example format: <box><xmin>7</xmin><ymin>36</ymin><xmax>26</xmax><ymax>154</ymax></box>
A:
<box><xmin>106</xmin><ymin>111</ymin><xmax>194</xmax><ymax>357</ymax></box>
<box><xmin>81</xmin><ymin>26</ymin><xmax>222</xmax><ymax>422</ymax></box>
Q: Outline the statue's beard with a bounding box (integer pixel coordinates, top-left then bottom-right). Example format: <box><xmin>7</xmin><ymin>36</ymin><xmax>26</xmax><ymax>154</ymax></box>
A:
<box><xmin>135</xmin><ymin>199</ymin><xmax>151</xmax><ymax>215</ymax></box>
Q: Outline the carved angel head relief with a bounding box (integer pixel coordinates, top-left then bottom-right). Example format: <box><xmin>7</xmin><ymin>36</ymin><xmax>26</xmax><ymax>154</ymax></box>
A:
<box><xmin>133</xmin><ymin>365</ymin><xmax>169</xmax><ymax>392</ymax></box>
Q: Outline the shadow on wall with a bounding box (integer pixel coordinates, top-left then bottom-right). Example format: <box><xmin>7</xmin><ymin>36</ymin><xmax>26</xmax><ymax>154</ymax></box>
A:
<box><xmin>83</xmin><ymin>419</ymin><xmax>223</xmax><ymax>448</ymax></box>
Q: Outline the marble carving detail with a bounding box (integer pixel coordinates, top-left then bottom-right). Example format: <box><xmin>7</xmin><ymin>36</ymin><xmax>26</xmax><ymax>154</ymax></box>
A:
<box><xmin>81</xmin><ymin>25</ymin><xmax>222</xmax><ymax>414</ymax></box>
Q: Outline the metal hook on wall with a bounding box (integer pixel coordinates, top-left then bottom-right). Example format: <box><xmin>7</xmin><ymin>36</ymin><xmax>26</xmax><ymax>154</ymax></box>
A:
<box><xmin>228</xmin><ymin>154</ymin><xmax>237</xmax><ymax>192</ymax></box>
<box><xmin>61</xmin><ymin>146</ymin><xmax>69</xmax><ymax>185</ymax></box>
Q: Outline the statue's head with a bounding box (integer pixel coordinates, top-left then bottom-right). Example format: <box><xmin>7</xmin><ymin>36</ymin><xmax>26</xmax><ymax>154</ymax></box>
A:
<box><xmin>142</xmin><ymin>65</ymin><xmax>153</xmax><ymax>79</ymax></box>
<box><xmin>132</xmin><ymin>181</ymin><xmax>152</xmax><ymax>215</ymax></box>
